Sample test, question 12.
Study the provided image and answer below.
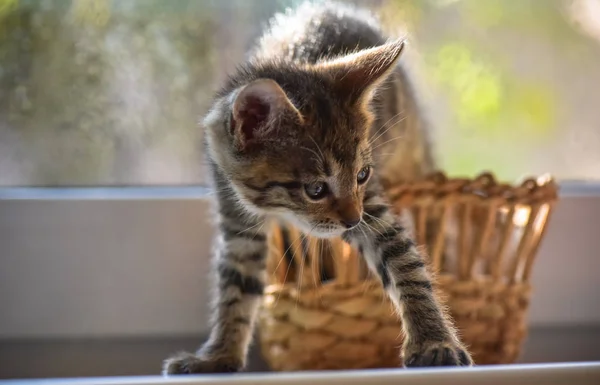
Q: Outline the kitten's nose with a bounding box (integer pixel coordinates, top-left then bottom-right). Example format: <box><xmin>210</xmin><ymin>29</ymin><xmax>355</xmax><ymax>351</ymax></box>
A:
<box><xmin>341</xmin><ymin>217</ymin><xmax>360</xmax><ymax>229</ymax></box>
<box><xmin>336</xmin><ymin>198</ymin><xmax>362</xmax><ymax>229</ymax></box>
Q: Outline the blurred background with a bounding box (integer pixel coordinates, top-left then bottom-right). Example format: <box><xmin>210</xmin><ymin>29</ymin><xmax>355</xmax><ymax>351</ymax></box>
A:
<box><xmin>1</xmin><ymin>0</ymin><xmax>600</xmax><ymax>187</ymax></box>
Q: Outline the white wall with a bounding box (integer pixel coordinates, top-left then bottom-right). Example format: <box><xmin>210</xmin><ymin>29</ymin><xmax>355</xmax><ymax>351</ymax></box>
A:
<box><xmin>0</xmin><ymin>198</ymin><xmax>215</xmax><ymax>338</ymax></box>
<box><xmin>0</xmin><ymin>192</ymin><xmax>599</xmax><ymax>338</ymax></box>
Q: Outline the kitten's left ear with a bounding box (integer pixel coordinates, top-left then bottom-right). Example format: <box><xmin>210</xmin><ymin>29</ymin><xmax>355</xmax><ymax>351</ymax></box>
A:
<box><xmin>316</xmin><ymin>39</ymin><xmax>406</xmax><ymax>102</ymax></box>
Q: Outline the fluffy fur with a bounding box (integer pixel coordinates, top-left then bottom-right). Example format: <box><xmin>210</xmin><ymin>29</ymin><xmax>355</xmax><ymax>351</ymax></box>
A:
<box><xmin>162</xmin><ymin>1</ymin><xmax>471</xmax><ymax>374</ymax></box>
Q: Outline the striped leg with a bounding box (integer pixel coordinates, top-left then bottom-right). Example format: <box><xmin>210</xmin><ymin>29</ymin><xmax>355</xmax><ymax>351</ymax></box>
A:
<box><xmin>344</xmin><ymin>181</ymin><xmax>473</xmax><ymax>367</ymax></box>
<box><xmin>163</xmin><ymin>191</ymin><xmax>267</xmax><ymax>375</ymax></box>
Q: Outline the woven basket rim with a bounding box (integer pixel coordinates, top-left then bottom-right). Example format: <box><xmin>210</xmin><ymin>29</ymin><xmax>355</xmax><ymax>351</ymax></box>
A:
<box><xmin>385</xmin><ymin>171</ymin><xmax>558</xmax><ymax>205</ymax></box>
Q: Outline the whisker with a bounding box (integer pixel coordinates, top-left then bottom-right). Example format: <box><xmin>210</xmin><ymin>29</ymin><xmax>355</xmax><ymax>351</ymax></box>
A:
<box><xmin>318</xmin><ymin>238</ymin><xmax>324</xmax><ymax>287</ymax></box>
<box><xmin>308</xmin><ymin>134</ymin><xmax>326</xmax><ymax>162</ymax></box>
<box><xmin>370</xmin><ymin>134</ymin><xmax>407</xmax><ymax>152</ymax></box>
<box><xmin>357</xmin><ymin>221</ymin><xmax>370</xmax><ymax>240</ymax></box>
<box><xmin>271</xmin><ymin>252</ymin><xmax>288</xmax><ymax>287</ymax></box>
<box><xmin>369</xmin><ymin>112</ymin><xmax>407</xmax><ymax>147</ymax></box>
<box><xmin>306</xmin><ymin>239</ymin><xmax>317</xmax><ymax>287</ymax></box>
<box><xmin>274</xmin><ymin>228</ymin><xmax>305</xmax><ymax>304</ymax></box>
<box><xmin>250</xmin><ymin>221</ymin><xmax>266</xmax><ymax>241</ymax></box>
<box><xmin>363</xmin><ymin>211</ymin><xmax>391</xmax><ymax>230</ymax></box>
<box><xmin>361</xmin><ymin>217</ymin><xmax>385</xmax><ymax>239</ymax></box>
<box><xmin>369</xmin><ymin>111</ymin><xmax>405</xmax><ymax>145</ymax></box>
<box><xmin>300</xmin><ymin>146</ymin><xmax>322</xmax><ymax>163</ymax></box>
<box><xmin>295</xmin><ymin>225</ymin><xmax>317</xmax><ymax>308</ymax></box>
<box><xmin>355</xmin><ymin>223</ymin><xmax>372</xmax><ymax>296</ymax></box>
<box><xmin>237</xmin><ymin>221</ymin><xmax>263</xmax><ymax>235</ymax></box>
<box><xmin>375</xmin><ymin>152</ymin><xmax>400</xmax><ymax>158</ymax></box>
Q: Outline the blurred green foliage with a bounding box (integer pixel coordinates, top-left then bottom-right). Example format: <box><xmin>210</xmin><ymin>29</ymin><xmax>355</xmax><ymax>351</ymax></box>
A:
<box><xmin>72</xmin><ymin>0</ymin><xmax>111</xmax><ymax>27</ymax></box>
<box><xmin>427</xmin><ymin>42</ymin><xmax>557</xmax><ymax>137</ymax></box>
<box><xmin>0</xmin><ymin>0</ymin><xmax>597</xmax><ymax>184</ymax></box>
<box><xmin>0</xmin><ymin>0</ymin><xmax>219</xmax><ymax>185</ymax></box>
<box><xmin>380</xmin><ymin>0</ymin><xmax>580</xmax><ymax>179</ymax></box>
<box><xmin>0</xmin><ymin>0</ymin><xmax>17</xmax><ymax>16</ymax></box>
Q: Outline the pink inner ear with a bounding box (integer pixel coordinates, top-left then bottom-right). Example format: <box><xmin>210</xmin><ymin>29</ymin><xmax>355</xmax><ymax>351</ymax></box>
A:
<box><xmin>237</xmin><ymin>95</ymin><xmax>270</xmax><ymax>143</ymax></box>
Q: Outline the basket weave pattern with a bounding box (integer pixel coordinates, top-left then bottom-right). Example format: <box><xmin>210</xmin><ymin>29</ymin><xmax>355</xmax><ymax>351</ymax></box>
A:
<box><xmin>258</xmin><ymin>172</ymin><xmax>558</xmax><ymax>370</ymax></box>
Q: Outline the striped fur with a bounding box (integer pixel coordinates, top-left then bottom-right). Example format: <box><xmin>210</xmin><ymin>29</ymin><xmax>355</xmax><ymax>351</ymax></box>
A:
<box><xmin>163</xmin><ymin>1</ymin><xmax>471</xmax><ymax>375</ymax></box>
<box><xmin>343</xmin><ymin>176</ymin><xmax>471</xmax><ymax>366</ymax></box>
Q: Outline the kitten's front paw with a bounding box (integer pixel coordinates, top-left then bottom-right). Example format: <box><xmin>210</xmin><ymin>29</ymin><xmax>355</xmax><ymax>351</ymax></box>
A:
<box><xmin>162</xmin><ymin>352</ymin><xmax>242</xmax><ymax>375</ymax></box>
<box><xmin>403</xmin><ymin>341</ymin><xmax>473</xmax><ymax>367</ymax></box>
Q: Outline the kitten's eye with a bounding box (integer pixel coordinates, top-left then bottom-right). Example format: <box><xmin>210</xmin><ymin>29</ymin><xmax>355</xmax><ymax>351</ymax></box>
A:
<box><xmin>304</xmin><ymin>181</ymin><xmax>328</xmax><ymax>200</ymax></box>
<box><xmin>357</xmin><ymin>166</ymin><xmax>371</xmax><ymax>184</ymax></box>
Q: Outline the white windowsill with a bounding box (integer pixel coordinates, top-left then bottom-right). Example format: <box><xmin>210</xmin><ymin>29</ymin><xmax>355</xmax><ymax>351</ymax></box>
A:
<box><xmin>1</xmin><ymin>362</ymin><xmax>599</xmax><ymax>385</ymax></box>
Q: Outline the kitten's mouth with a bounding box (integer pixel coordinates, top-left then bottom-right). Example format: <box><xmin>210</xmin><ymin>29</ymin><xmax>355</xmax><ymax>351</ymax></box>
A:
<box><xmin>280</xmin><ymin>214</ymin><xmax>346</xmax><ymax>238</ymax></box>
<box><xmin>292</xmin><ymin>221</ymin><xmax>345</xmax><ymax>238</ymax></box>
<box><xmin>310</xmin><ymin>225</ymin><xmax>347</xmax><ymax>239</ymax></box>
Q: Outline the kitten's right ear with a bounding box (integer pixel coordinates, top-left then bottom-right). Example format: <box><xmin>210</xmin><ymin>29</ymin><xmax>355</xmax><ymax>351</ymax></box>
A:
<box><xmin>231</xmin><ymin>79</ymin><xmax>303</xmax><ymax>150</ymax></box>
<box><xmin>315</xmin><ymin>39</ymin><xmax>406</xmax><ymax>103</ymax></box>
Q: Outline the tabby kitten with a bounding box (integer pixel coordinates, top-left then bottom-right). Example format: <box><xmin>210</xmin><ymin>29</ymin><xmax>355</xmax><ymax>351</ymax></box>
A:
<box><xmin>163</xmin><ymin>2</ymin><xmax>472</xmax><ymax>374</ymax></box>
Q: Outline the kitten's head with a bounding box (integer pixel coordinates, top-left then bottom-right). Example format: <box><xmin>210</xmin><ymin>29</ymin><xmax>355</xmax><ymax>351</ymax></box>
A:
<box><xmin>205</xmin><ymin>40</ymin><xmax>405</xmax><ymax>237</ymax></box>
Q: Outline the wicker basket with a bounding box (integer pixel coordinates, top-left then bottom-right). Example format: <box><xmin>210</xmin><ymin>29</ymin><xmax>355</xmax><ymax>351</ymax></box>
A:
<box><xmin>258</xmin><ymin>171</ymin><xmax>558</xmax><ymax>370</ymax></box>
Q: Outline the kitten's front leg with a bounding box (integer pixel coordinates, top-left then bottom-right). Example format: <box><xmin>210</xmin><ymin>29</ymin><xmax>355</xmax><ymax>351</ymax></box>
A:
<box><xmin>344</xmin><ymin>185</ymin><xmax>473</xmax><ymax>367</ymax></box>
<box><xmin>163</xmin><ymin>204</ymin><xmax>267</xmax><ymax>375</ymax></box>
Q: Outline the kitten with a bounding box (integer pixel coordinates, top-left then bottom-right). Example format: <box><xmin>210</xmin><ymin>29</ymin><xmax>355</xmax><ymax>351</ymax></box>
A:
<box><xmin>163</xmin><ymin>2</ymin><xmax>472</xmax><ymax>374</ymax></box>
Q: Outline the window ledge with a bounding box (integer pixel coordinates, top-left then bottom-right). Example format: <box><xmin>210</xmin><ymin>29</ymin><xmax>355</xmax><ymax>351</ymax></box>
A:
<box><xmin>0</xmin><ymin>180</ymin><xmax>598</xmax><ymax>200</ymax></box>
